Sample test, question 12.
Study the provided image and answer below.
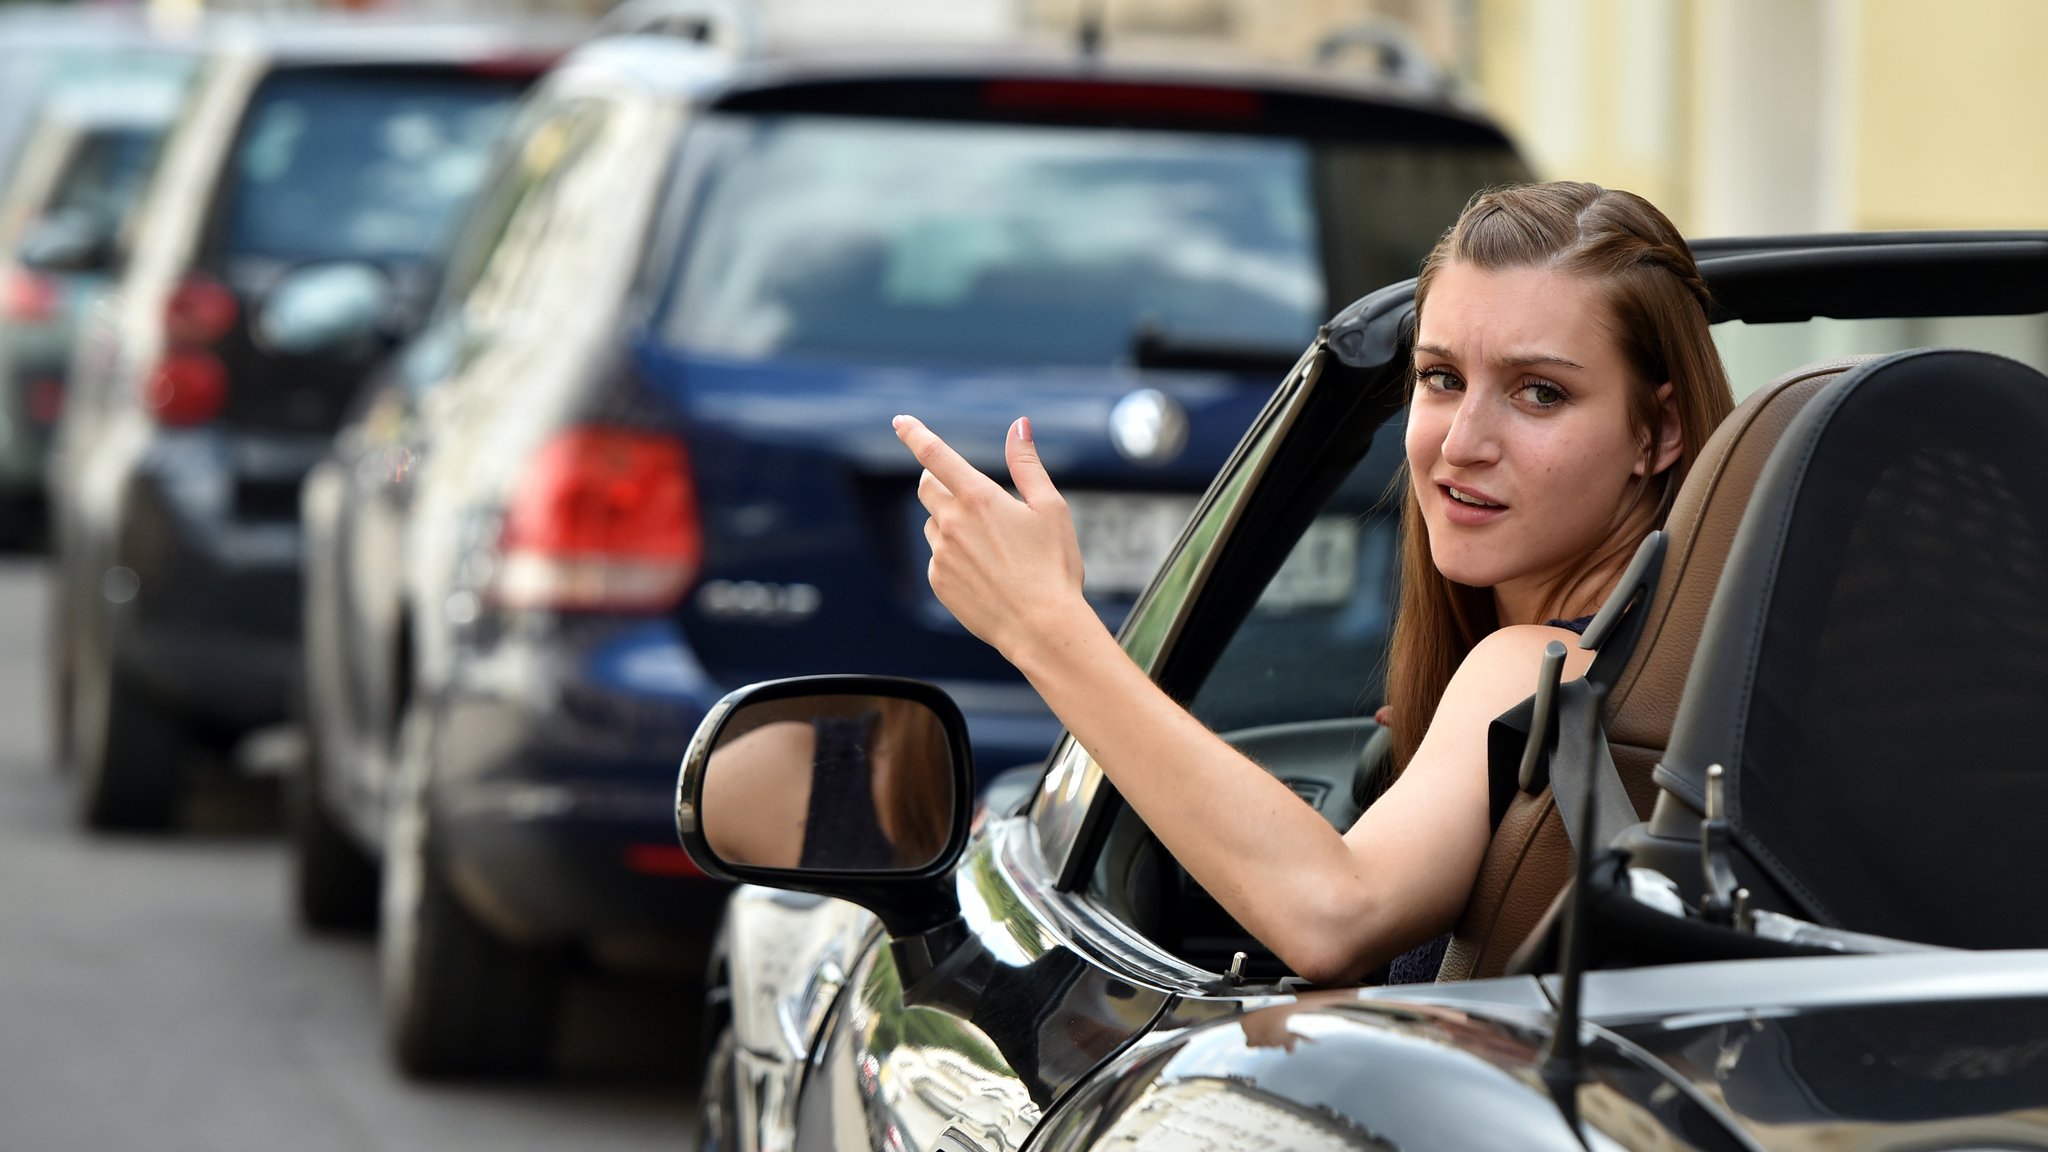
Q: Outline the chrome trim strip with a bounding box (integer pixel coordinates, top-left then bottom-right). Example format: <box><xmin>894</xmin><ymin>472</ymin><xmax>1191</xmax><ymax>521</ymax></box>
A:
<box><xmin>1567</xmin><ymin>949</ymin><xmax>2048</xmax><ymax>1027</ymax></box>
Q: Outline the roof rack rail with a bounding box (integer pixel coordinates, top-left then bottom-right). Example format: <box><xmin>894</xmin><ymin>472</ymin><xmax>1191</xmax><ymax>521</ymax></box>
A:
<box><xmin>1314</xmin><ymin>18</ymin><xmax>1447</xmax><ymax>92</ymax></box>
<box><xmin>594</xmin><ymin>0</ymin><xmax>760</xmax><ymax>59</ymax></box>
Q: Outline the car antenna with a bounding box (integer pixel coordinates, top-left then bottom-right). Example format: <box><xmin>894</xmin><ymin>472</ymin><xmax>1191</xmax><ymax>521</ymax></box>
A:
<box><xmin>1539</xmin><ymin>680</ymin><xmax>1605</xmax><ymax>1146</ymax></box>
<box><xmin>1076</xmin><ymin>0</ymin><xmax>1106</xmax><ymax>58</ymax></box>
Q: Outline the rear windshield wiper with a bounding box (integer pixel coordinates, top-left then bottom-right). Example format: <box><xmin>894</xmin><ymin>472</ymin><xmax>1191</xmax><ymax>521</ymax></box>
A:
<box><xmin>1131</xmin><ymin>325</ymin><xmax>1302</xmax><ymax>378</ymax></box>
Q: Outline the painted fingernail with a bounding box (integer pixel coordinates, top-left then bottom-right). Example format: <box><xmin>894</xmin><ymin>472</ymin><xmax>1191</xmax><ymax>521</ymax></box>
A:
<box><xmin>892</xmin><ymin>415</ymin><xmax>909</xmax><ymax>431</ymax></box>
<box><xmin>1014</xmin><ymin>416</ymin><xmax>1033</xmax><ymax>443</ymax></box>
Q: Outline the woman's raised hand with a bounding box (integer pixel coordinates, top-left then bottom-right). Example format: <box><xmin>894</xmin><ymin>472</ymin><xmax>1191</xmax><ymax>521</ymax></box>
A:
<box><xmin>892</xmin><ymin>415</ymin><xmax>1088</xmax><ymax>659</ymax></box>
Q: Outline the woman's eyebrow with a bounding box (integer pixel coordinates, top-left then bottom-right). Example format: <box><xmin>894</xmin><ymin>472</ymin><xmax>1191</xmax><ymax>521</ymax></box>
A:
<box><xmin>1499</xmin><ymin>352</ymin><xmax>1586</xmax><ymax>370</ymax></box>
<box><xmin>1415</xmin><ymin>342</ymin><xmax>1584</xmax><ymax>371</ymax></box>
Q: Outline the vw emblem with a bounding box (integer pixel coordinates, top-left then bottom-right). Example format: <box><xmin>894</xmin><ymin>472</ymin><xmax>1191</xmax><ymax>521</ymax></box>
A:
<box><xmin>1108</xmin><ymin>389</ymin><xmax>1188</xmax><ymax>466</ymax></box>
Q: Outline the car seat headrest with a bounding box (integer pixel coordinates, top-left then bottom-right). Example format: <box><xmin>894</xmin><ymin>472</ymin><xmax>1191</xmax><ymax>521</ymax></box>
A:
<box><xmin>1660</xmin><ymin>348</ymin><xmax>2048</xmax><ymax>949</ymax></box>
<box><xmin>1600</xmin><ymin>356</ymin><xmax>1879</xmax><ymax>811</ymax></box>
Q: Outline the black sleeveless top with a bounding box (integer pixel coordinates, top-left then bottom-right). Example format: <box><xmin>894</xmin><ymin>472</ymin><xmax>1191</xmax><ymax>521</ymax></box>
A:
<box><xmin>1383</xmin><ymin>614</ymin><xmax>1594</xmax><ymax>985</ymax></box>
<box><xmin>797</xmin><ymin>712</ymin><xmax>896</xmax><ymax>871</ymax></box>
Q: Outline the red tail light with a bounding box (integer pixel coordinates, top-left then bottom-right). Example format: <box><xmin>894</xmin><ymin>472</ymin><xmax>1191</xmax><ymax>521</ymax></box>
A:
<box><xmin>461</xmin><ymin>54</ymin><xmax>557</xmax><ymax>80</ymax></box>
<box><xmin>141</xmin><ymin>273</ymin><xmax>238</xmax><ymax>426</ymax></box>
<box><xmin>2</xmin><ymin>267</ymin><xmax>60</xmax><ymax>324</ymax></box>
<box><xmin>143</xmin><ymin>349</ymin><xmax>228</xmax><ymax>426</ymax></box>
<box><xmin>26</xmin><ymin>375</ymin><xmax>63</xmax><ymax>425</ymax></box>
<box><xmin>624</xmin><ymin>844</ymin><xmax>705</xmax><ymax>878</ymax></box>
<box><xmin>489</xmin><ymin>427</ymin><xmax>702</xmax><ymax>612</ymax></box>
<box><xmin>164</xmin><ymin>274</ymin><xmax>239</xmax><ymax>346</ymax></box>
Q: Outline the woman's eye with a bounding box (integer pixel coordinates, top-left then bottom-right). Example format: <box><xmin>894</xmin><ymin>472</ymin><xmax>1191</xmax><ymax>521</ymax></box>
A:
<box><xmin>1416</xmin><ymin>367</ymin><xmax>1461</xmax><ymax>393</ymax></box>
<box><xmin>1517</xmin><ymin>380</ymin><xmax>1565</xmax><ymax>407</ymax></box>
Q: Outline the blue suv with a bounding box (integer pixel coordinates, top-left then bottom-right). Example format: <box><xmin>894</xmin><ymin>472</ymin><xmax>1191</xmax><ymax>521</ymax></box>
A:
<box><xmin>293</xmin><ymin>27</ymin><xmax>1530</xmax><ymax>1075</ymax></box>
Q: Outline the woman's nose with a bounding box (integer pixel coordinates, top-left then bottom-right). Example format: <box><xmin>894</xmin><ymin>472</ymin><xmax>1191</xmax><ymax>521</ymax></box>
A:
<box><xmin>1440</xmin><ymin>393</ymin><xmax>1500</xmax><ymax>468</ymax></box>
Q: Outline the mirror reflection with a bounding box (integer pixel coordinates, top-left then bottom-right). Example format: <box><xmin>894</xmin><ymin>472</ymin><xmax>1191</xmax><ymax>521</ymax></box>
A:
<box><xmin>702</xmin><ymin>694</ymin><xmax>954</xmax><ymax>874</ymax></box>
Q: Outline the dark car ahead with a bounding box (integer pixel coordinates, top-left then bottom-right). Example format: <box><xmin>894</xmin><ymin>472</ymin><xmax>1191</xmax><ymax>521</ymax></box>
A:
<box><xmin>0</xmin><ymin>6</ymin><xmax>195</xmax><ymax>187</ymax></box>
<box><xmin>292</xmin><ymin>27</ymin><xmax>1530</xmax><ymax>1074</ymax></box>
<box><xmin>48</xmin><ymin>17</ymin><xmax>568</xmax><ymax>831</ymax></box>
<box><xmin>677</xmin><ymin>232</ymin><xmax>2048</xmax><ymax>1152</ymax></box>
<box><xmin>0</xmin><ymin>77</ymin><xmax>189</xmax><ymax>536</ymax></box>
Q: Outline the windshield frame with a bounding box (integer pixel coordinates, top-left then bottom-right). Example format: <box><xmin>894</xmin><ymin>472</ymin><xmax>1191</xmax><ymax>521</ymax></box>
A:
<box><xmin>1027</xmin><ymin>297</ymin><xmax>1418</xmax><ymax>889</ymax></box>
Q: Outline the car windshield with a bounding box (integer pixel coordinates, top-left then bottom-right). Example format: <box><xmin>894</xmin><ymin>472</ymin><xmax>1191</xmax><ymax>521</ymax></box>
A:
<box><xmin>1187</xmin><ymin>423</ymin><xmax>1404</xmax><ymax>734</ymax></box>
<box><xmin>662</xmin><ymin>112</ymin><xmax>1524</xmax><ymax>368</ymax></box>
<box><xmin>222</xmin><ymin>70</ymin><xmax>522</xmax><ymax>264</ymax></box>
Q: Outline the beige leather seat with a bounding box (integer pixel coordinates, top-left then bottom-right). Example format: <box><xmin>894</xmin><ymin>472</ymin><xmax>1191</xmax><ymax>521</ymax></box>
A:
<box><xmin>1435</xmin><ymin>357</ymin><xmax>1874</xmax><ymax>981</ymax></box>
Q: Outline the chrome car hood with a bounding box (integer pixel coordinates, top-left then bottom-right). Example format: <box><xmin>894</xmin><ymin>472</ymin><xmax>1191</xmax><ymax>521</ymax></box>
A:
<box><xmin>1031</xmin><ymin>992</ymin><xmax>1720</xmax><ymax>1152</ymax></box>
<box><xmin>1034</xmin><ymin>951</ymin><xmax>2048</xmax><ymax>1151</ymax></box>
<box><xmin>1582</xmin><ymin>952</ymin><xmax>2048</xmax><ymax>1150</ymax></box>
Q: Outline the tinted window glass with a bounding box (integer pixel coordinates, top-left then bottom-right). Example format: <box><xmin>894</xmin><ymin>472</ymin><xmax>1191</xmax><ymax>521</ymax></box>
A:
<box><xmin>1185</xmin><ymin>422</ymin><xmax>1404</xmax><ymax>734</ymax></box>
<box><xmin>443</xmin><ymin>95</ymin><xmax>679</xmax><ymax>336</ymax></box>
<box><xmin>46</xmin><ymin>126</ymin><xmax>159</xmax><ymax>226</ymax></box>
<box><xmin>662</xmin><ymin>114</ymin><xmax>1524</xmax><ymax>368</ymax></box>
<box><xmin>0</xmin><ymin>42</ymin><xmax>188</xmax><ymax>177</ymax></box>
<box><xmin>431</xmin><ymin>99</ymin><xmax>607</xmax><ymax>327</ymax></box>
<box><xmin>224</xmin><ymin>71</ymin><xmax>520</xmax><ymax>264</ymax></box>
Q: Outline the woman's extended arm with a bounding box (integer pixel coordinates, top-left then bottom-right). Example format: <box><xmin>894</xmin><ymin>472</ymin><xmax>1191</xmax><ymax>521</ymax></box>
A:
<box><xmin>896</xmin><ymin>415</ymin><xmax>1591</xmax><ymax>983</ymax></box>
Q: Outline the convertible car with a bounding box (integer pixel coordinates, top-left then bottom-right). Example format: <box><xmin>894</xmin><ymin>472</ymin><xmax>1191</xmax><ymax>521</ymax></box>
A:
<box><xmin>673</xmin><ymin>232</ymin><xmax>2048</xmax><ymax>1151</ymax></box>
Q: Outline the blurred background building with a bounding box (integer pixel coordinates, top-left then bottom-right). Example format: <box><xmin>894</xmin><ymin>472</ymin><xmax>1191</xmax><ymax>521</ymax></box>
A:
<box><xmin>1021</xmin><ymin>0</ymin><xmax>2048</xmax><ymax>236</ymax></box>
<box><xmin>79</xmin><ymin>0</ymin><xmax>2048</xmax><ymax>239</ymax></box>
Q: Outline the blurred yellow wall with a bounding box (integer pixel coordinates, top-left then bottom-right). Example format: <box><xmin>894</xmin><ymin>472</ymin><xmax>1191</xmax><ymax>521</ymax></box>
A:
<box><xmin>1856</xmin><ymin>0</ymin><xmax>2048</xmax><ymax>229</ymax></box>
<box><xmin>1472</xmin><ymin>0</ymin><xmax>1691</xmax><ymax>221</ymax></box>
<box><xmin>1470</xmin><ymin>0</ymin><xmax>2048</xmax><ymax>234</ymax></box>
<box><xmin>1018</xmin><ymin>0</ymin><xmax>2048</xmax><ymax>385</ymax></box>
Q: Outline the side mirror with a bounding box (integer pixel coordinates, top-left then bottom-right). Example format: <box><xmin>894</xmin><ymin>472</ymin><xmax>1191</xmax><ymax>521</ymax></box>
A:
<box><xmin>676</xmin><ymin>676</ymin><xmax>974</xmax><ymax>939</ymax></box>
<box><xmin>256</xmin><ymin>262</ymin><xmax>394</xmax><ymax>356</ymax></box>
<box><xmin>17</xmin><ymin>209</ymin><xmax>114</xmax><ymax>273</ymax></box>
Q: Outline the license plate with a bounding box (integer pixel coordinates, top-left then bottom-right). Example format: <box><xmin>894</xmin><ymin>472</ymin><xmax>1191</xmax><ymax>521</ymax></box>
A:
<box><xmin>906</xmin><ymin>492</ymin><xmax>1357</xmax><ymax>608</ymax></box>
<box><xmin>1066</xmin><ymin>492</ymin><xmax>1200</xmax><ymax>596</ymax></box>
<box><xmin>1257</xmin><ymin>516</ymin><xmax>1360</xmax><ymax>610</ymax></box>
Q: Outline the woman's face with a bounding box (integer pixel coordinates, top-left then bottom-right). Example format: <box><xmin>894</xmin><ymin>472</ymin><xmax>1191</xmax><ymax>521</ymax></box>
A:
<box><xmin>1407</xmin><ymin>261</ymin><xmax>1676</xmax><ymax>623</ymax></box>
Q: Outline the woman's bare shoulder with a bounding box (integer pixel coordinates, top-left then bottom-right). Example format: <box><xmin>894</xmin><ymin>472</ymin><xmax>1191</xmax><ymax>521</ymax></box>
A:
<box><xmin>714</xmin><ymin>720</ymin><xmax>816</xmax><ymax>772</ymax></box>
<box><xmin>1439</xmin><ymin>624</ymin><xmax>1599</xmax><ymax>720</ymax></box>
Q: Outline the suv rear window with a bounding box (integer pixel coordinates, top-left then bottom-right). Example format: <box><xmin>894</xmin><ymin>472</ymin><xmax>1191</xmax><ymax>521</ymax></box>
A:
<box><xmin>662</xmin><ymin>112</ymin><xmax>1525</xmax><ymax>368</ymax></box>
<box><xmin>0</xmin><ymin>43</ymin><xmax>189</xmax><ymax>177</ymax></box>
<box><xmin>45</xmin><ymin>125</ymin><xmax>159</xmax><ymax>227</ymax></box>
<box><xmin>222</xmin><ymin>69</ymin><xmax>522</xmax><ymax>264</ymax></box>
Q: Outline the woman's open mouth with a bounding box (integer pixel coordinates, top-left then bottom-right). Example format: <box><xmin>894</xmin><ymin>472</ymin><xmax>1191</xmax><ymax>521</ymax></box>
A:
<box><xmin>1438</xmin><ymin>483</ymin><xmax>1507</xmax><ymax>526</ymax></box>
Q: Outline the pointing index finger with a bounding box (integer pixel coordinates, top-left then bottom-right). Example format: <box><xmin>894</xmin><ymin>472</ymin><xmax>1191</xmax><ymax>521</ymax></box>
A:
<box><xmin>893</xmin><ymin>415</ymin><xmax>1000</xmax><ymax>499</ymax></box>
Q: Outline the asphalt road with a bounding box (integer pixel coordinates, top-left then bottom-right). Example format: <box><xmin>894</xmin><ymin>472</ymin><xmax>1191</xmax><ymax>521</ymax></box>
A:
<box><xmin>0</xmin><ymin>559</ymin><xmax>701</xmax><ymax>1152</ymax></box>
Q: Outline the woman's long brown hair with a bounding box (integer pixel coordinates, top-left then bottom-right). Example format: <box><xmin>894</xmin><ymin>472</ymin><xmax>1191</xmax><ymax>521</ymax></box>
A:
<box><xmin>1385</xmin><ymin>182</ymin><xmax>1735</xmax><ymax>771</ymax></box>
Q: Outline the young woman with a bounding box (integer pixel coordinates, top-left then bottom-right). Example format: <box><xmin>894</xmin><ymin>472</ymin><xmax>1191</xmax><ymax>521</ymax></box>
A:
<box><xmin>892</xmin><ymin>182</ymin><xmax>1735</xmax><ymax>985</ymax></box>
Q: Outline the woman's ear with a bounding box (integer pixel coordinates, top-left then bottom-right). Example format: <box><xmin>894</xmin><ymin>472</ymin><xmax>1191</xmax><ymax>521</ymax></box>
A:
<box><xmin>1639</xmin><ymin>382</ymin><xmax>1684</xmax><ymax>477</ymax></box>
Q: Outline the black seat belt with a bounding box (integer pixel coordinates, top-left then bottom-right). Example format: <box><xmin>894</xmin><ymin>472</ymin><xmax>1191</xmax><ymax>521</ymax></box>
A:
<box><xmin>1546</xmin><ymin>678</ymin><xmax>1639</xmax><ymax>851</ymax></box>
<box><xmin>1520</xmin><ymin>531</ymin><xmax>1666</xmax><ymax>853</ymax></box>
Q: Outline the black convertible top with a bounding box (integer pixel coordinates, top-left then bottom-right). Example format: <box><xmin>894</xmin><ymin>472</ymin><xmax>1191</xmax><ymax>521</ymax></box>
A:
<box><xmin>1324</xmin><ymin>230</ymin><xmax>2048</xmax><ymax>372</ymax></box>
